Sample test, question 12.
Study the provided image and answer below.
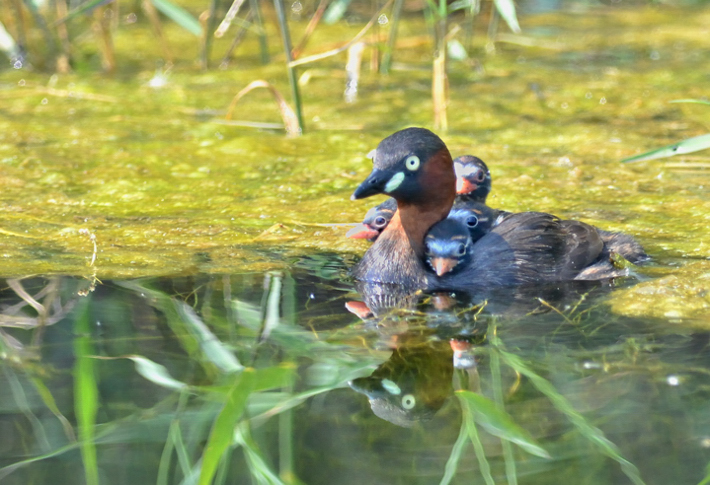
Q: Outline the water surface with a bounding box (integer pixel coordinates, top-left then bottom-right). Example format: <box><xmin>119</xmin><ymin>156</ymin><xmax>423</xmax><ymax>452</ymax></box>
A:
<box><xmin>1</xmin><ymin>3</ymin><xmax>710</xmax><ymax>484</ymax></box>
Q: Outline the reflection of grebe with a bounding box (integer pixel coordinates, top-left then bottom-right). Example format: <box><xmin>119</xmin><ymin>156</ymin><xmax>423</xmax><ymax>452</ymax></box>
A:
<box><xmin>349</xmin><ymin>335</ymin><xmax>454</xmax><ymax>427</ymax></box>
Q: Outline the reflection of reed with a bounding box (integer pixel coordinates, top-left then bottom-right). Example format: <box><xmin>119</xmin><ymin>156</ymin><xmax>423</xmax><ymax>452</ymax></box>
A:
<box><xmin>1</xmin><ymin>278</ymin><xmax>78</xmax><ymax>330</ymax></box>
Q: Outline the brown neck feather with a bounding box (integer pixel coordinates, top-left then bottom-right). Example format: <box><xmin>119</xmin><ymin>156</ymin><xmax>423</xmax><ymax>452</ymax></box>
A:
<box><xmin>398</xmin><ymin>200</ymin><xmax>452</xmax><ymax>256</ymax></box>
<box><xmin>354</xmin><ymin>147</ymin><xmax>456</xmax><ymax>287</ymax></box>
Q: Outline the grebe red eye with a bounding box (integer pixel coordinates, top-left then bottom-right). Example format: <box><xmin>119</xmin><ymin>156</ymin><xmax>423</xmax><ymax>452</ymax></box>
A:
<box><xmin>465</xmin><ymin>216</ymin><xmax>479</xmax><ymax>228</ymax></box>
<box><xmin>374</xmin><ymin>216</ymin><xmax>387</xmax><ymax>228</ymax></box>
<box><xmin>456</xmin><ymin>244</ymin><xmax>467</xmax><ymax>256</ymax></box>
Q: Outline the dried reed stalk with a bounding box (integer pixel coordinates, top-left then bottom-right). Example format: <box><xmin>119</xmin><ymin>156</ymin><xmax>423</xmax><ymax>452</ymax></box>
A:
<box><xmin>92</xmin><ymin>7</ymin><xmax>115</xmax><ymax>72</ymax></box>
<box><xmin>291</xmin><ymin>0</ymin><xmax>329</xmax><ymax>59</ymax></box>
<box><xmin>226</xmin><ymin>80</ymin><xmax>300</xmax><ymax>137</ymax></box>
<box><xmin>142</xmin><ymin>0</ymin><xmax>173</xmax><ymax>61</ymax></box>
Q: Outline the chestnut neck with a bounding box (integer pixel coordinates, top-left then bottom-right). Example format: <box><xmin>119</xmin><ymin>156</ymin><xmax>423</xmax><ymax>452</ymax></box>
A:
<box><xmin>397</xmin><ymin>196</ymin><xmax>454</xmax><ymax>257</ymax></box>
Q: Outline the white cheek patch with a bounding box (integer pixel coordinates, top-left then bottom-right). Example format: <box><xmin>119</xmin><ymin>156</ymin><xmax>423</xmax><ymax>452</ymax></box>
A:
<box><xmin>384</xmin><ymin>172</ymin><xmax>405</xmax><ymax>193</ymax></box>
<box><xmin>381</xmin><ymin>378</ymin><xmax>401</xmax><ymax>395</ymax></box>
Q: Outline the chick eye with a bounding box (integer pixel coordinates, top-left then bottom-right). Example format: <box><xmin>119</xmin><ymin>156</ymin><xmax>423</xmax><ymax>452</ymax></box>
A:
<box><xmin>456</xmin><ymin>243</ymin><xmax>467</xmax><ymax>256</ymax></box>
<box><xmin>465</xmin><ymin>215</ymin><xmax>479</xmax><ymax>228</ymax></box>
<box><xmin>374</xmin><ymin>216</ymin><xmax>387</xmax><ymax>228</ymax></box>
<box><xmin>425</xmin><ymin>243</ymin><xmax>433</xmax><ymax>256</ymax></box>
<box><xmin>475</xmin><ymin>171</ymin><xmax>486</xmax><ymax>182</ymax></box>
<box><xmin>405</xmin><ymin>155</ymin><xmax>420</xmax><ymax>171</ymax></box>
<box><xmin>401</xmin><ymin>394</ymin><xmax>416</xmax><ymax>410</ymax></box>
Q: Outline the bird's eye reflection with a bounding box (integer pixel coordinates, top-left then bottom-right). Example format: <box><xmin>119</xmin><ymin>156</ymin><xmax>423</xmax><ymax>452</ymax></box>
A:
<box><xmin>401</xmin><ymin>394</ymin><xmax>416</xmax><ymax>410</ymax></box>
<box><xmin>374</xmin><ymin>216</ymin><xmax>387</xmax><ymax>228</ymax></box>
<box><xmin>457</xmin><ymin>244</ymin><xmax>466</xmax><ymax>256</ymax></box>
<box><xmin>466</xmin><ymin>216</ymin><xmax>479</xmax><ymax>228</ymax></box>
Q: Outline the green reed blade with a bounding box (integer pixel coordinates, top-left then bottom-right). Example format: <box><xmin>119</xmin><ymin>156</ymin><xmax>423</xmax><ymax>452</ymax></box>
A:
<box><xmin>274</xmin><ymin>0</ymin><xmax>305</xmax><ymax>134</ymax></box>
<box><xmin>459</xmin><ymin>398</ymin><xmax>495</xmax><ymax>485</ymax></box>
<box><xmin>73</xmin><ymin>297</ymin><xmax>99</xmax><ymax>485</ymax></box>
<box><xmin>492</xmin><ymin>0</ymin><xmax>520</xmax><ymax>33</ymax></box>
<box><xmin>128</xmin><ymin>356</ymin><xmax>190</xmax><ymax>391</ymax></box>
<box><xmin>440</xmin><ymin>418</ymin><xmax>469</xmax><ymax>485</ymax></box>
<box><xmin>151</xmin><ymin>0</ymin><xmax>203</xmax><ymax>36</ymax></box>
<box><xmin>323</xmin><ymin>0</ymin><xmax>353</xmax><ymax>24</ymax></box>
<box><xmin>248</xmin><ymin>0</ymin><xmax>270</xmax><ymax>63</ymax></box>
<box><xmin>198</xmin><ymin>369</ymin><xmax>256</xmax><ymax>485</ymax></box>
<box><xmin>622</xmin><ymin>134</ymin><xmax>710</xmax><ymax>163</ymax></box>
<box><xmin>30</xmin><ymin>376</ymin><xmax>76</xmax><ymax>442</ymax></box>
<box><xmin>381</xmin><ymin>0</ymin><xmax>404</xmax><ymax>74</ymax></box>
<box><xmin>490</xmin><ymin>341</ymin><xmax>518</xmax><ymax>485</ymax></box>
<box><xmin>670</xmin><ymin>99</ymin><xmax>710</xmax><ymax>106</ymax></box>
<box><xmin>457</xmin><ymin>390</ymin><xmax>550</xmax><ymax>458</ymax></box>
<box><xmin>55</xmin><ymin>0</ymin><xmax>115</xmax><ymax>24</ymax></box>
<box><xmin>496</xmin><ymin>346</ymin><xmax>646</xmax><ymax>485</ymax></box>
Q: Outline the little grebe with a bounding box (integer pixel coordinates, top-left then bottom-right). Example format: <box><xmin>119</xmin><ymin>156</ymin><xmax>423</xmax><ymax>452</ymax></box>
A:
<box><xmin>424</xmin><ymin>218</ymin><xmax>474</xmax><ymax>276</ymax></box>
<box><xmin>454</xmin><ymin>155</ymin><xmax>491</xmax><ymax>202</ymax></box>
<box><xmin>346</xmin><ymin>197</ymin><xmax>397</xmax><ymax>241</ymax></box>
<box><xmin>351</xmin><ymin>128</ymin><xmax>621</xmax><ymax>289</ymax></box>
<box><xmin>424</xmin><ymin>202</ymin><xmax>501</xmax><ymax>276</ymax></box>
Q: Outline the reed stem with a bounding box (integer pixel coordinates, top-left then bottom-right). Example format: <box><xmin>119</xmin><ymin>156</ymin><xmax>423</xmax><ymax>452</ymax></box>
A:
<box><xmin>249</xmin><ymin>0</ymin><xmax>270</xmax><ymax>63</ymax></box>
<box><xmin>380</xmin><ymin>0</ymin><xmax>403</xmax><ymax>74</ymax></box>
<box><xmin>432</xmin><ymin>0</ymin><xmax>448</xmax><ymax>130</ymax></box>
<box><xmin>274</xmin><ymin>0</ymin><xmax>305</xmax><ymax>134</ymax></box>
<box><xmin>219</xmin><ymin>9</ymin><xmax>254</xmax><ymax>66</ymax></box>
<box><xmin>142</xmin><ymin>0</ymin><xmax>173</xmax><ymax>62</ymax></box>
<box><xmin>200</xmin><ymin>0</ymin><xmax>221</xmax><ymax>69</ymax></box>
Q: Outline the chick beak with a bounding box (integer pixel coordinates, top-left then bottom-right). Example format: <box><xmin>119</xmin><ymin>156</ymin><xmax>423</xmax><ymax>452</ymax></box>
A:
<box><xmin>431</xmin><ymin>257</ymin><xmax>459</xmax><ymax>276</ymax></box>
<box><xmin>346</xmin><ymin>223</ymin><xmax>380</xmax><ymax>240</ymax></box>
<box><xmin>345</xmin><ymin>301</ymin><xmax>373</xmax><ymax>319</ymax></box>
<box><xmin>456</xmin><ymin>178</ymin><xmax>477</xmax><ymax>195</ymax></box>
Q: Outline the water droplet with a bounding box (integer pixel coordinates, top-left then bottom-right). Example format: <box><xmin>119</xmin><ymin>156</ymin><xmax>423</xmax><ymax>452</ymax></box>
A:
<box><xmin>18</xmin><ymin>79</ymin><xmax>25</xmax><ymax>86</ymax></box>
<box><xmin>649</xmin><ymin>50</ymin><xmax>660</xmax><ymax>61</ymax></box>
<box><xmin>667</xmin><ymin>375</ymin><xmax>680</xmax><ymax>386</ymax></box>
<box><xmin>13</xmin><ymin>60</ymin><xmax>22</xmax><ymax>69</ymax></box>
<box><xmin>585</xmin><ymin>92</ymin><xmax>593</xmax><ymax>99</ymax></box>
<box><xmin>378</xmin><ymin>14</ymin><xmax>388</xmax><ymax>25</ymax></box>
<box><xmin>599</xmin><ymin>97</ymin><xmax>607</xmax><ymax>105</ymax></box>
<box><xmin>41</xmin><ymin>98</ymin><xmax>48</xmax><ymax>105</ymax></box>
<box><xmin>291</xmin><ymin>1</ymin><xmax>302</xmax><ymax>13</ymax></box>
<box><xmin>126</xmin><ymin>13</ymin><xmax>137</xmax><ymax>23</ymax></box>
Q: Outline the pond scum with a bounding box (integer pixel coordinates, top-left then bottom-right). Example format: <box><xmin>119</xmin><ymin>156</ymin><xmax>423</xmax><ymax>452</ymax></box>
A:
<box><xmin>1</xmin><ymin>1</ymin><xmax>710</xmax><ymax>484</ymax></box>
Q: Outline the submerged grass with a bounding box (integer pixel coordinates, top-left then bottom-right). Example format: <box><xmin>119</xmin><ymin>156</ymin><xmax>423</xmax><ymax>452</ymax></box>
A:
<box><xmin>73</xmin><ymin>297</ymin><xmax>99</xmax><ymax>485</ymax></box>
<box><xmin>492</xmin><ymin>334</ymin><xmax>647</xmax><ymax>485</ymax></box>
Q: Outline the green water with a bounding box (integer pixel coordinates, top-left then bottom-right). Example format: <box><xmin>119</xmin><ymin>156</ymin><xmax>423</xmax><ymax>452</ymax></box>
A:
<box><xmin>1</xmin><ymin>3</ymin><xmax>710</xmax><ymax>484</ymax></box>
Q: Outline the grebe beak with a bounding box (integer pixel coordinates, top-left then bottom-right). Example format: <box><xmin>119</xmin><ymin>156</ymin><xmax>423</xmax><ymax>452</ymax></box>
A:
<box><xmin>351</xmin><ymin>168</ymin><xmax>393</xmax><ymax>200</ymax></box>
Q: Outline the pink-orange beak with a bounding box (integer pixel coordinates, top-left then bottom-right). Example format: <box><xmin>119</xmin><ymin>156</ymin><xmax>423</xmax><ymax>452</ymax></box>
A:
<box><xmin>430</xmin><ymin>257</ymin><xmax>460</xmax><ymax>276</ymax></box>
<box><xmin>346</xmin><ymin>223</ymin><xmax>379</xmax><ymax>240</ymax></box>
<box><xmin>345</xmin><ymin>301</ymin><xmax>373</xmax><ymax>319</ymax></box>
<box><xmin>450</xmin><ymin>339</ymin><xmax>472</xmax><ymax>352</ymax></box>
<box><xmin>456</xmin><ymin>178</ymin><xmax>477</xmax><ymax>195</ymax></box>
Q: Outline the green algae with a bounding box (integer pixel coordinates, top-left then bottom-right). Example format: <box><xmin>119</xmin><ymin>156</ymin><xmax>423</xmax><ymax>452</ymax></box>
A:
<box><xmin>1</xmin><ymin>6</ymin><xmax>709</xmax><ymax>319</ymax></box>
